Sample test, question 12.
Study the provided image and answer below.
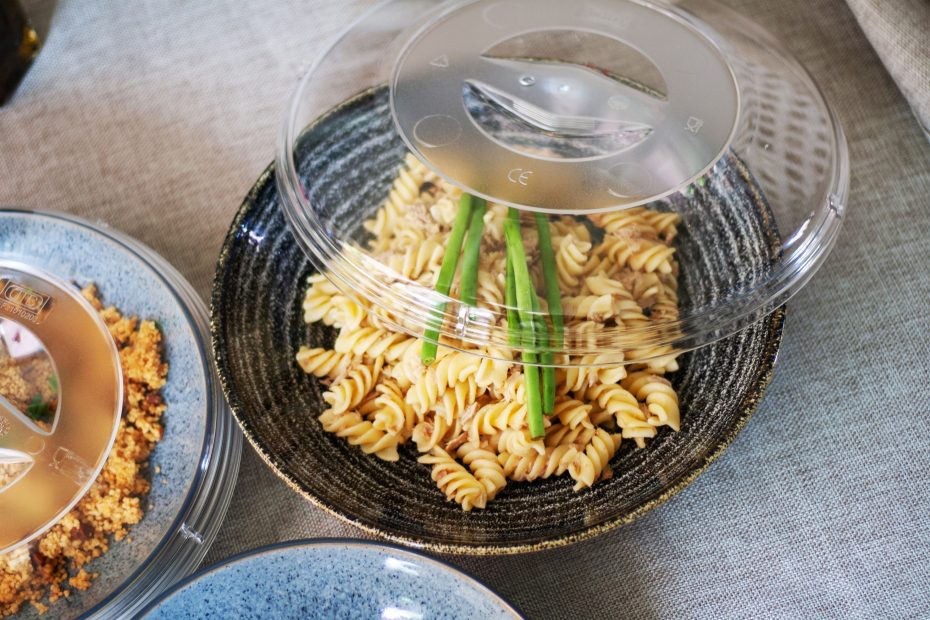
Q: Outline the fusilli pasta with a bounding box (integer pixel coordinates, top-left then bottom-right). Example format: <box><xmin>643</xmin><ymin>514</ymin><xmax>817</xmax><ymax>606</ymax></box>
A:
<box><xmin>318</xmin><ymin>408</ymin><xmax>400</xmax><ymax>461</ymax></box>
<box><xmin>569</xmin><ymin>428</ymin><xmax>622</xmax><ymax>490</ymax></box>
<box><xmin>418</xmin><ymin>448</ymin><xmax>487</xmax><ymax>511</ymax></box>
<box><xmin>322</xmin><ymin>357</ymin><xmax>383</xmax><ymax>414</ymax></box>
<box><xmin>296</xmin><ymin>152</ymin><xmax>686</xmax><ymax>510</ymax></box>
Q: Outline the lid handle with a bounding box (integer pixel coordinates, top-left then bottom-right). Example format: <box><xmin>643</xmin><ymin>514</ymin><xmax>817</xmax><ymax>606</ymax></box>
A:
<box><xmin>391</xmin><ymin>0</ymin><xmax>739</xmax><ymax>213</ymax></box>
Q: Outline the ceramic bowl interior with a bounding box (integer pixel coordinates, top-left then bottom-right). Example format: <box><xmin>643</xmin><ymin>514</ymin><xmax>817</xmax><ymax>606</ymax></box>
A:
<box><xmin>141</xmin><ymin>539</ymin><xmax>522</xmax><ymax>619</ymax></box>
<box><xmin>0</xmin><ymin>211</ymin><xmax>240</xmax><ymax>618</ymax></box>
<box><xmin>211</xmin><ymin>131</ymin><xmax>785</xmax><ymax>553</ymax></box>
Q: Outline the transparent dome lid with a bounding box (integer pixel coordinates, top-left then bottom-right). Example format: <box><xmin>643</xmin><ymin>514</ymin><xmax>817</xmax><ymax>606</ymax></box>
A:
<box><xmin>278</xmin><ymin>0</ymin><xmax>848</xmax><ymax>367</ymax></box>
<box><xmin>0</xmin><ymin>261</ymin><xmax>122</xmax><ymax>554</ymax></box>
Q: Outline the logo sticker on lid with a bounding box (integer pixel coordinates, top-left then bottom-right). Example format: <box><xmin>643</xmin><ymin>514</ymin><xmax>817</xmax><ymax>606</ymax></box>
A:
<box><xmin>0</xmin><ymin>279</ymin><xmax>52</xmax><ymax>325</ymax></box>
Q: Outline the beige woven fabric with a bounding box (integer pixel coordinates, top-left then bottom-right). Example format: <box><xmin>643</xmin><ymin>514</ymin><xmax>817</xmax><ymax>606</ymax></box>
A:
<box><xmin>846</xmin><ymin>0</ymin><xmax>930</xmax><ymax>139</ymax></box>
<box><xmin>2</xmin><ymin>0</ymin><xmax>929</xmax><ymax>618</ymax></box>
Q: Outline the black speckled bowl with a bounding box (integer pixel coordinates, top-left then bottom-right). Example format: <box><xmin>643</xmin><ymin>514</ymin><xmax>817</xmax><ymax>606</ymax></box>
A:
<box><xmin>211</xmin><ymin>161</ymin><xmax>785</xmax><ymax>555</ymax></box>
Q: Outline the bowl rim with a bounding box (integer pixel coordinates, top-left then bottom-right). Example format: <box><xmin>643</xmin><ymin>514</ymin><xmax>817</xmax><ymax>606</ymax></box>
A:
<box><xmin>210</xmin><ymin>162</ymin><xmax>786</xmax><ymax>556</ymax></box>
<box><xmin>136</xmin><ymin>537</ymin><xmax>524</xmax><ymax>619</ymax></box>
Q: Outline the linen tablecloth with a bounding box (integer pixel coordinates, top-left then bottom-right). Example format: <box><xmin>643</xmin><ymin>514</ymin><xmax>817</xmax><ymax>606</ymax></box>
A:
<box><xmin>2</xmin><ymin>1</ymin><xmax>929</xmax><ymax>618</ymax></box>
<box><xmin>846</xmin><ymin>0</ymin><xmax>930</xmax><ymax>139</ymax></box>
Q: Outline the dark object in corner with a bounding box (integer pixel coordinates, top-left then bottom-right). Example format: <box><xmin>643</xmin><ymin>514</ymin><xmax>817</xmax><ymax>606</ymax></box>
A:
<box><xmin>0</xmin><ymin>0</ymin><xmax>40</xmax><ymax>106</ymax></box>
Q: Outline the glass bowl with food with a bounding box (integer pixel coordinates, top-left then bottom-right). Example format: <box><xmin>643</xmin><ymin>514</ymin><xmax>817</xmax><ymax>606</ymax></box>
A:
<box><xmin>0</xmin><ymin>210</ymin><xmax>242</xmax><ymax>618</ymax></box>
<box><xmin>212</xmin><ymin>0</ymin><xmax>846</xmax><ymax>553</ymax></box>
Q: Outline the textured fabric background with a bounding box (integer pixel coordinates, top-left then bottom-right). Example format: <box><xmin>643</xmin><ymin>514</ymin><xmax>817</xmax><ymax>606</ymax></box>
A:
<box><xmin>846</xmin><ymin>0</ymin><xmax>930</xmax><ymax>139</ymax></box>
<box><xmin>2</xmin><ymin>1</ymin><xmax>929</xmax><ymax>618</ymax></box>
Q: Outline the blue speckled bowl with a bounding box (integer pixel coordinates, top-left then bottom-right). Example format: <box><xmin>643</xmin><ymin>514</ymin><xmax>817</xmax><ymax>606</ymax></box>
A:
<box><xmin>0</xmin><ymin>209</ymin><xmax>242</xmax><ymax>619</ymax></box>
<box><xmin>140</xmin><ymin>539</ymin><xmax>523</xmax><ymax>619</ymax></box>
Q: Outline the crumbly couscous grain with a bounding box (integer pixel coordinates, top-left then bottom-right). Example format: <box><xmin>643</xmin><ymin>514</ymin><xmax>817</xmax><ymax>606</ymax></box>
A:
<box><xmin>0</xmin><ymin>285</ymin><xmax>167</xmax><ymax>617</ymax></box>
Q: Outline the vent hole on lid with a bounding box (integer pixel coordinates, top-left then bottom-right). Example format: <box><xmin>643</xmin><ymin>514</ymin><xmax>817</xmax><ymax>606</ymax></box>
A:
<box><xmin>463</xmin><ymin>81</ymin><xmax>652</xmax><ymax>160</ymax></box>
<box><xmin>482</xmin><ymin>29</ymin><xmax>668</xmax><ymax>99</ymax></box>
<box><xmin>464</xmin><ymin>29</ymin><xmax>667</xmax><ymax>161</ymax></box>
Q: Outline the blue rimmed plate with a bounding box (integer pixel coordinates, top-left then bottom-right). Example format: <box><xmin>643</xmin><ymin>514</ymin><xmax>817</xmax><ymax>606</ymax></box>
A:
<box><xmin>140</xmin><ymin>539</ymin><xmax>523</xmax><ymax>619</ymax></box>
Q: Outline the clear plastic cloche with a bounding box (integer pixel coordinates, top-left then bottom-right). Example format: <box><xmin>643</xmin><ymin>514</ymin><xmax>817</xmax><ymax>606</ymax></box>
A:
<box><xmin>277</xmin><ymin>0</ymin><xmax>848</xmax><ymax>367</ymax></box>
<box><xmin>0</xmin><ymin>261</ymin><xmax>123</xmax><ymax>554</ymax></box>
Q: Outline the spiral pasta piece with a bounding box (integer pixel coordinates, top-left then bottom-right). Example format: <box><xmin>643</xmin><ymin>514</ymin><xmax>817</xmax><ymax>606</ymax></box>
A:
<box><xmin>498</xmin><ymin>429</ymin><xmax>546</xmax><ymax>457</ymax></box>
<box><xmin>474</xmin><ymin>348</ymin><xmax>513</xmax><ymax>391</ymax></box>
<box><xmin>336</xmin><ymin>296</ymin><xmax>368</xmax><ymax>330</ymax></box>
<box><xmin>626</xmin><ymin>345</ymin><xmax>680</xmax><ymax>374</ymax></box>
<box><xmin>405</xmin><ymin>371</ymin><xmax>445</xmax><ymax>417</ymax></box>
<box><xmin>553</xmin><ymin>397</ymin><xmax>594</xmax><ymax>430</ymax></box>
<box><xmin>622</xmin><ymin>372</ymin><xmax>681</xmax><ymax>431</ymax></box>
<box><xmin>498</xmin><ymin>445</ymin><xmax>579</xmax><ymax>482</ymax></box>
<box><xmin>556</xmin><ymin>360</ymin><xmax>597</xmax><ymax>394</ymax></box>
<box><xmin>468</xmin><ymin>401</ymin><xmax>527</xmax><ymax>443</ymax></box>
<box><xmin>476</xmin><ymin>269</ymin><xmax>505</xmax><ymax>307</ymax></box>
<box><xmin>335</xmin><ymin>326</ymin><xmax>414</xmax><ymax>362</ymax></box>
<box><xmin>388</xmin><ymin>340</ymin><xmax>426</xmax><ymax>389</ymax></box>
<box><xmin>589</xmin><ymin>208</ymin><xmax>655</xmax><ymax>238</ymax></box>
<box><xmin>370</xmin><ymin>379</ymin><xmax>415</xmax><ymax>438</ymax></box>
<box><xmin>323</xmin><ymin>357</ymin><xmax>383</xmax><ymax>414</ymax></box>
<box><xmin>302</xmin><ymin>286</ymin><xmax>342</xmax><ymax>326</ymax></box>
<box><xmin>592</xmin><ymin>353</ymin><xmax>627</xmax><ymax>385</ymax></box>
<box><xmin>364</xmin><ymin>154</ymin><xmax>432</xmax><ymax>248</ymax></box>
<box><xmin>562</xmin><ymin>294</ymin><xmax>614</xmax><ymax>322</ymax></box>
<box><xmin>391</xmin><ymin>224</ymin><xmax>430</xmax><ymax>253</ymax></box>
<box><xmin>434</xmin><ymin>376</ymin><xmax>479</xmax><ymax>426</ymax></box>
<box><xmin>585</xmin><ymin>384</ymin><xmax>655</xmax><ymax>447</ymax></box>
<box><xmin>457</xmin><ymin>441</ymin><xmax>507</xmax><ymax>499</ymax></box>
<box><xmin>641</xmin><ymin>209</ymin><xmax>681</xmax><ymax>242</ymax></box>
<box><xmin>544</xmin><ymin>423</ymin><xmax>596</xmax><ymax>448</ymax></box>
<box><xmin>296</xmin><ymin>347</ymin><xmax>353</xmax><ymax>379</ymax></box>
<box><xmin>435</xmin><ymin>351</ymin><xmax>482</xmax><ymax>390</ymax></box>
<box><xmin>419</xmin><ymin>448</ymin><xmax>487</xmax><ymax>511</ymax></box>
<box><xmin>385</xmin><ymin>237</ymin><xmax>445</xmax><ymax>282</ymax></box>
<box><xmin>582</xmin><ymin>274</ymin><xmax>627</xmax><ymax>297</ymax></box>
<box><xmin>581</xmin><ymin>274</ymin><xmax>650</xmax><ymax>326</ymax></box>
<box><xmin>600</xmin><ymin>237</ymin><xmax>676</xmax><ymax>274</ymax></box>
<box><xmin>318</xmin><ymin>408</ymin><xmax>400</xmax><ymax>461</ymax></box>
<box><xmin>549</xmin><ymin>217</ymin><xmax>591</xmax><ymax>245</ymax></box>
<box><xmin>406</xmin><ymin>351</ymin><xmax>482</xmax><ymax>416</ymax></box>
<box><xmin>306</xmin><ymin>272</ymin><xmax>340</xmax><ymax>296</ymax></box>
<box><xmin>492</xmin><ymin>371</ymin><xmax>527</xmax><ymax>403</ymax></box>
<box><xmin>411</xmin><ymin>413</ymin><xmax>450</xmax><ymax>453</ymax></box>
<box><xmin>556</xmin><ymin>235</ymin><xmax>592</xmax><ymax>291</ymax></box>
<box><xmin>569</xmin><ymin>428</ymin><xmax>622</xmax><ymax>490</ymax></box>
<box><xmin>650</xmin><ymin>281</ymin><xmax>679</xmax><ymax>323</ymax></box>
<box><xmin>362</xmin><ymin>301</ymin><xmax>397</xmax><ymax>331</ymax></box>
<box><xmin>584</xmin><ymin>383</ymin><xmax>644</xmax><ymax>427</ymax></box>
<box><xmin>628</xmin><ymin>240</ymin><xmax>676</xmax><ymax>274</ymax></box>
<box><xmin>619</xmin><ymin>271</ymin><xmax>663</xmax><ymax>307</ymax></box>
<box><xmin>618</xmin><ymin>414</ymin><xmax>657</xmax><ymax>448</ymax></box>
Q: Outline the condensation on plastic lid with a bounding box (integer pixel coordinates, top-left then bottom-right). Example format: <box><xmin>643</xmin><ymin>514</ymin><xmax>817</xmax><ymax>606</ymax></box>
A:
<box><xmin>0</xmin><ymin>261</ymin><xmax>122</xmax><ymax>554</ymax></box>
<box><xmin>391</xmin><ymin>0</ymin><xmax>739</xmax><ymax>213</ymax></box>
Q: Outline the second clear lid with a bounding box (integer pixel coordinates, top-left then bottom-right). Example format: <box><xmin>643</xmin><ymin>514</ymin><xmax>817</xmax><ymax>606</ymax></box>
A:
<box><xmin>278</xmin><ymin>0</ymin><xmax>848</xmax><ymax>366</ymax></box>
<box><xmin>0</xmin><ymin>261</ymin><xmax>122</xmax><ymax>554</ymax></box>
